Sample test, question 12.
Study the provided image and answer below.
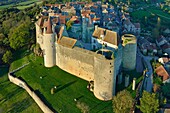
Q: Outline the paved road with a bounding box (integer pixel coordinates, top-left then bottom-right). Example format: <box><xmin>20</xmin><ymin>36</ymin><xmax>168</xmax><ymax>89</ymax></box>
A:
<box><xmin>137</xmin><ymin>47</ymin><xmax>158</xmax><ymax>92</ymax></box>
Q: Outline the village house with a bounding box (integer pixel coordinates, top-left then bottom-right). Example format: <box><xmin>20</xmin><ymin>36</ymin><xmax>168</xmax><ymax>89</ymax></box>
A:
<box><xmin>138</xmin><ymin>37</ymin><xmax>157</xmax><ymax>56</ymax></box>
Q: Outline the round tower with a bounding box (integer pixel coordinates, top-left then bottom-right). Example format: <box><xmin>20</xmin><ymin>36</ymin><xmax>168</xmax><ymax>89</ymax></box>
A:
<box><xmin>82</xmin><ymin>16</ymin><xmax>87</xmax><ymax>42</ymax></box>
<box><xmin>122</xmin><ymin>34</ymin><xmax>137</xmax><ymax>71</ymax></box>
<box><xmin>43</xmin><ymin>18</ymin><xmax>55</xmax><ymax>67</ymax></box>
<box><xmin>94</xmin><ymin>49</ymin><xmax>116</xmax><ymax>101</ymax></box>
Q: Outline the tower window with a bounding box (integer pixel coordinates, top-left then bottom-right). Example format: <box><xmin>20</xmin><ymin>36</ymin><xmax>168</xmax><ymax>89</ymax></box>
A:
<box><xmin>93</xmin><ymin>45</ymin><xmax>96</xmax><ymax>50</ymax></box>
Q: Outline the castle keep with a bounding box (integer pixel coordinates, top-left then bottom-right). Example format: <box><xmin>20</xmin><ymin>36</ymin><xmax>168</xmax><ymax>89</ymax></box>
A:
<box><xmin>35</xmin><ymin>2</ymin><xmax>137</xmax><ymax>101</ymax></box>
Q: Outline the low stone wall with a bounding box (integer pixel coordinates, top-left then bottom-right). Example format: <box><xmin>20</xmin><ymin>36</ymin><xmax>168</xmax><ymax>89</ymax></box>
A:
<box><xmin>8</xmin><ymin>72</ymin><xmax>54</xmax><ymax>113</ymax></box>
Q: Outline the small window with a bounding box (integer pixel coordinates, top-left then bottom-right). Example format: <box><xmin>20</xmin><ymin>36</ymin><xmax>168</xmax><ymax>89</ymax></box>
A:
<box><xmin>93</xmin><ymin>45</ymin><xmax>96</xmax><ymax>50</ymax></box>
<box><xmin>93</xmin><ymin>39</ymin><xmax>96</xmax><ymax>43</ymax></box>
<box><xmin>110</xmin><ymin>70</ymin><xmax>111</xmax><ymax>73</ymax></box>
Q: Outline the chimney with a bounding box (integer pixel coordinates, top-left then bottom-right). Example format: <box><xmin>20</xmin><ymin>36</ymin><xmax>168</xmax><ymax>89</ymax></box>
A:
<box><xmin>95</xmin><ymin>25</ymin><xmax>98</xmax><ymax>30</ymax></box>
<box><xmin>100</xmin><ymin>29</ymin><xmax>105</xmax><ymax>40</ymax></box>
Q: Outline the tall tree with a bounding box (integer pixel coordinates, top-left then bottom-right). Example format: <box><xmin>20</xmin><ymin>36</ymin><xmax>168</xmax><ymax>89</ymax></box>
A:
<box><xmin>0</xmin><ymin>33</ymin><xmax>5</xmax><ymax>45</ymax></box>
<box><xmin>162</xmin><ymin>83</ymin><xmax>170</xmax><ymax>99</ymax></box>
<box><xmin>165</xmin><ymin>0</ymin><xmax>170</xmax><ymax>6</ymax></box>
<box><xmin>9</xmin><ymin>23</ymin><xmax>30</xmax><ymax>50</ymax></box>
<box><xmin>2</xmin><ymin>50</ymin><xmax>13</xmax><ymax>64</ymax></box>
<box><xmin>112</xmin><ymin>90</ymin><xmax>134</xmax><ymax>113</ymax></box>
<box><xmin>137</xmin><ymin>91</ymin><xmax>159</xmax><ymax>113</ymax></box>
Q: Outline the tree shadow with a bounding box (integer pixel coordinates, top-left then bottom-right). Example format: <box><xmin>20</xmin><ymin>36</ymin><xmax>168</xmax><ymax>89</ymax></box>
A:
<box><xmin>89</xmin><ymin>101</ymin><xmax>104</xmax><ymax>111</ymax></box>
<box><xmin>12</xmin><ymin>48</ymin><xmax>32</xmax><ymax>62</ymax></box>
<box><xmin>34</xmin><ymin>90</ymin><xmax>57</xmax><ymax>113</ymax></box>
<box><xmin>96</xmin><ymin>102</ymin><xmax>112</xmax><ymax>113</ymax></box>
<box><xmin>76</xmin><ymin>95</ymin><xmax>84</xmax><ymax>101</ymax></box>
<box><xmin>0</xmin><ymin>87</ymin><xmax>23</xmax><ymax>104</ymax></box>
<box><xmin>7</xmin><ymin>97</ymin><xmax>32</xmax><ymax>113</ymax></box>
<box><xmin>0</xmin><ymin>67</ymin><xmax>9</xmax><ymax>77</ymax></box>
<box><xmin>55</xmin><ymin>80</ymin><xmax>77</xmax><ymax>93</ymax></box>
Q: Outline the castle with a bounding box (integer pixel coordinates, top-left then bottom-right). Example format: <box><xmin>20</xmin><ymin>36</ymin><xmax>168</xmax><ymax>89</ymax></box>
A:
<box><xmin>35</xmin><ymin>2</ymin><xmax>137</xmax><ymax>101</ymax></box>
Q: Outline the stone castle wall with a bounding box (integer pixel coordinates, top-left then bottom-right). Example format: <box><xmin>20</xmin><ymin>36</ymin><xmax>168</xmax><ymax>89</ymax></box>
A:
<box><xmin>56</xmin><ymin>44</ymin><xmax>119</xmax><ymax>100</ymax></box>
<box><xmin>56</xmin><ymin>44</ymin><xmax>95</xmax><ymax>81</ymax></box>
<box><xmin>8</xmin><ymin>73</ymin><xmax>54</xmax><ymax>113</ymax></box>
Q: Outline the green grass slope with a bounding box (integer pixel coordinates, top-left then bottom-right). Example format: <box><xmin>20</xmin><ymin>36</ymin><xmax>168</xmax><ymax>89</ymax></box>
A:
<box><xmin>9</xmin><ymin>50</ymin><xmax>113</xmax><ymax>113</ymax></box>
<box><xmin>0</xmin><ymin>66</ymin><xmax>42</xmax><ymax>113</ymax></box>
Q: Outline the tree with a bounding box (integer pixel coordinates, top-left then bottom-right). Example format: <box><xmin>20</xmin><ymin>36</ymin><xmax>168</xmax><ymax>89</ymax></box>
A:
<box><xmin>137</xmin><ymin>91</ymin><xmax>159</xmax><ymax>113</ymax></box>
<box><xmin>9</xmin><ymin>23</ymin><xmax>30</xmax><ymax>50</ymax></box>
<box><xmin>112</xmin><ymin>90</ymin><xmax>134</xmax><ymax>113</ymax></box>
<box><xmin>152</xmin><ymin>28</ymin><xmax>159</xmax><ymax>40</ymax></box>
<box><xmin>114</xmin><ymin>0</ymin><xmax>118</xmax><ymax>4</ymax></box>
<box><xmin>161</xmin><ymin>83</ymin><xmax>170</xmax><ymax>99</ymax></box>
<box><xmin>0</xmin><ymin>33</ymin><xmax>5</xmax><ymax>45</ymax></box>
<box><xmin>2</xmin><ymin>18</ymin><xmax>17</xmax><ymax>35</ymax></box>
<box><xmin>165</xmin><ymin>0</ymin><xmax>170</xmax><ymax>6</ymax></box>
<box><xmin>2</xmin><ymin>50</ymin><xmax>13</xmax><ymax>64</ymax></box>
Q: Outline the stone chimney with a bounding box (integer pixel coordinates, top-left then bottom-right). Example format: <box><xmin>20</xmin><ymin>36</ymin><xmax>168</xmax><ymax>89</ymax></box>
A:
<box><xmin>95</xmin><ymin>25</ymin><xmax>98</xmax><ymax>30</ymax></box>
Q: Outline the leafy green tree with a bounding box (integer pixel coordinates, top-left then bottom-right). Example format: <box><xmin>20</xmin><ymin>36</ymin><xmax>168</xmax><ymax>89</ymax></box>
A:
<box><xmin>66</xmin><ymin>20</ymin><xmax>73</xmax><ymax>30</ymax></box>
<box><xmin>162</xmin><ymin>83</ymin><xmax>170</xmax><ymax>99</ymax></box>
<box><xmin>137</xmin><ymin>91</ymin><xmax>159</xmax><ymax>113</ymax></box>
<box><xmin>9</xmin><ymin>23</ymin><xmax>30</xmax><ymax>50</ymax></box>
<box><xmin>2</xmin><ymin>18</ymin><xmax>17</xmax><ymax>35</ymax></box>
<box><xmin>114</xmin><ymin>0</ymin><xmax>118</xmax><ymax>4</ymax></box>
<box><xmin>112</xmin><ymin>90</ymin><xmax>134</xmax><ymax>113</ymax></box>
<box><xmin>2</xmin><ymin>50</ymin><xmax>12</xmax><ymax>64</ymax></box>
<box><xmin>165</xmin><ymin>0</ymin><xmax>170</xmax><ymax>6</ymax></box>
<box><xmin>152</xmin><ymin>28</ymin><xmax>159</xmax><ymax>40</ymax></box>
<box><xmin>0</xmin><ymin>33</ymin><xmax>5</xmax><ymax>45</ymax></box>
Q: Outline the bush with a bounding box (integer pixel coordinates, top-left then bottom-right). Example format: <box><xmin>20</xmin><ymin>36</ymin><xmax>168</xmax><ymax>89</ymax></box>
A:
<box><xmin>76</xmin><ymin>101</ymin><xmax>89</xmax><ymax>113</ymax></box>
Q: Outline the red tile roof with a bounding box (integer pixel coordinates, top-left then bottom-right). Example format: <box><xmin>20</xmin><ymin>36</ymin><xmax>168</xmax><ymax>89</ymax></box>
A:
<box><xmin>155</xmin><ymin>65</ymin><xmax>169</xmax><ymax>81</ymax></box>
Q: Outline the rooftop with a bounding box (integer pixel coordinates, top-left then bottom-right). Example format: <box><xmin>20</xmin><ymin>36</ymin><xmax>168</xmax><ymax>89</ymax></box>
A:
<box><xmin>155</xmin><ymin>65</ymin><xmax>169</xmax><ymax>81</ymax></box>
<box><xmin>58</xmin><ymin>36</ymin><xmax>77</xmax><ymax>48</ymax></box>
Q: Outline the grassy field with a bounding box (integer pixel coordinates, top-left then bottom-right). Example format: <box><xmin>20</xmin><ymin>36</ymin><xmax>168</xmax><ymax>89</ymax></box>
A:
<box><xmin>16</xmin><ymin>1</ymin><xmax>42</xmax><ymax>10</ymax></box>
<box><xmin>0</xmin><ymin>0</ymin><xmax>42</xmax><ymax>10</ymax></box>
<box><xmin>131</xmin><ymin>10</ymin><xmax>151</xmax><ymax>20</ymax></box>
<box><xmin>0</xmin><ymin>66</ymin><xmax>42</xmax><ymax>113</ymax></box>
<box><xmin>9</xmin><ymin>49</ymin><xmax>113</xmax><ymax>113</ymax></box>
<box><xmin>132</xmin><ymin>6</ymin><xmax>170</xmax><ymax>20</ymax></box>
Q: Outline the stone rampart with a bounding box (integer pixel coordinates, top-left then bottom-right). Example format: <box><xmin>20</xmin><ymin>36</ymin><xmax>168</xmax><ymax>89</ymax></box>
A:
<box><xmin>56</xmin><ymin>44</ymin><xmax>117</xmax><ymax>100</ymax></box>
<box><xmin>56</xmin><ymin>45</ymin><xmax>95</xmax><ymax>81</ymax></box>
<box><xmin>8</xmin><ymin>73</ymin><xmax>54</xmax><ymax>113</ymax></box>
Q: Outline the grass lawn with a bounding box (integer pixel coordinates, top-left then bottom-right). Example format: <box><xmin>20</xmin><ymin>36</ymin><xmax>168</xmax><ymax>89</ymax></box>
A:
<box><xmin>10</xmin><ymin>50</ymin><xmax>113</xmax><ymax>113</ymax></box>
<box><xmin>0</xmin><ymin>4</ymin><xmax>15</xmax><ymax>9</ymax></box>
<box><xmin>16</xmin><ymin>1</ymin><xmax>42</xmax><ymax>10</ymax></box>
<box><xmin>17</xmin><ymin>0</ymin><xmax>40</xmax><ymax>6</ymax></box>
<box><xmin>131</xmin><ymin>10</ymin><xmax>151</xmax><ymax>20</ymax></box>
<box><xmin>0</xmin><ymin>0</ymin><xmax>42</xmax><ymax>10</ymax></box>
<box><xmin>0</xmin><ymin>66</ymin><xmax>42</xmax><ymax>113</ymax></box>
